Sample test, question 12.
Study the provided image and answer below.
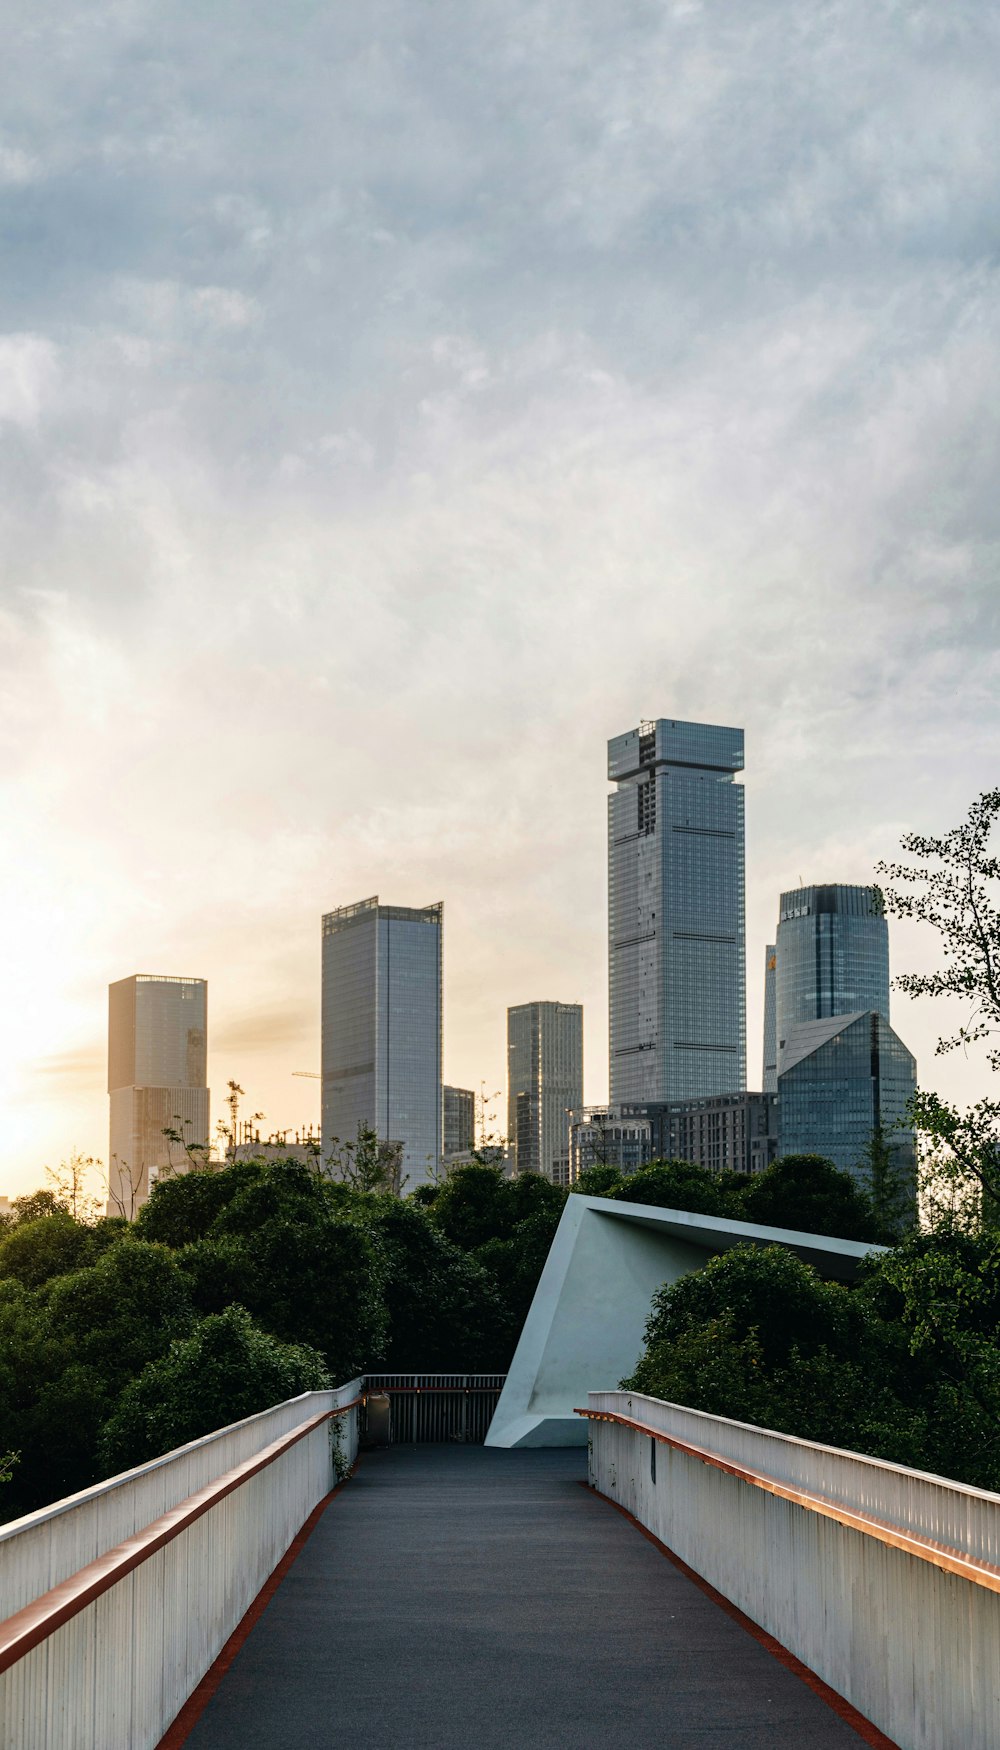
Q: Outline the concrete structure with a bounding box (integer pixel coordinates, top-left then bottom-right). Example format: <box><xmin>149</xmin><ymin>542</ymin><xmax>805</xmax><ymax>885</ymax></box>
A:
<box><xmin>777</xmin><ymin>1009</ymin><xmax>917</xmax><ymax>1187</ymax></box>
<box><xmin>506</xmin><ymin>1001</ymin><xmax>583</xmax><ymax>1180</ymax></box>
<box><xmin>608</xmin><ymin>718</ymin><xmax>746</xmax><ymax>1105</ymax></box>
<box><xmin>486</xmin><ymin>1195</ymin><xmax>880</xmax><ymax>1448</ymax></box>
<box><xmin>443</xmin><ymin>1085</ymin><xmax>475</xmax><ymax>1159</ymax></box>
<box><xmin>588</xmin><ymin>1390</ymin><xmax>1000</xmax><ymax>1750</ymax></box>
<box><xmin>762</xmin><ymin>942</ymin><xmax>777</xmax><ymax>1092</ymax></box>
<box><xmin>321</xmin><ymin>896</ymin><xmax>442</xmax><ymax>1192</ymax></box>
<box><xmin>0</xmin><ymin>1384</ymin><xmax>361</xmax><ymax>1750</ymax></box>
<box><xmin>107</xmin><ymin>974</ymin><xmax>209</xmax><ymax>1214</ymax></box>
<box><xmin>775</xmin><ymin>883</ymin><xmax>889</xmax><ymax>1049</ymax></box>
<box><xmin>179</xmin><ymin>1445</ymin><xmax>866</xmax><ymax>1750</ymax></box>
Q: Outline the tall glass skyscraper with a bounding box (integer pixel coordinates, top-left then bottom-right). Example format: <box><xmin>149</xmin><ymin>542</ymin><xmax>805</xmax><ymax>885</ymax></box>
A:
<box><xmin>778</xmin><ymin>1010</ymin><xmax>916</xmax><ymax>1190</ymax></box>
<box><xmin>108</xmin><ymin>973</ymin><xmax>209</xmax><ymax>1214</ymax></box>
<box><xmin>608</xmin><ymin>718</ymin><xmax>746</xmax><ymax>1104</ymax></box>
<box><xmin>774</xmin><ymin>884</ymin><xmax>889</xmax><ymax>1055</ymax></box>
<box><xmin>506</xmin><ymin>1000</ymin><xmax>583</xmax><ymax>1181</ymax></box>
<box><xmin>321</xmin><ymin>896</ymin><xmax>442</xmax><ymax>1191</ymax></box>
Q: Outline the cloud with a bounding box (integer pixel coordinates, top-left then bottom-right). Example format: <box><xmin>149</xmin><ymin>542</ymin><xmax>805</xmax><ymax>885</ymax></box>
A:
<box><xmin>0</xmin><ymin>334</ymin><xmax>59</xmax><ymax>428</ymax></box>
<box><xmin>0</xmin><ymin>0</ymin><xmax>998</xmax><ymax>1187</ymax></box>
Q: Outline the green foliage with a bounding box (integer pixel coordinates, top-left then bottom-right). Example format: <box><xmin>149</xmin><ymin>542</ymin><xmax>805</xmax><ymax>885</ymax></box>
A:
<box><xmin>99</xmin><ymin>1306</ymin><xmax>331</xmax><ymax>1472</ymax></box>
<box><xmin>739</xmin><ymin>1154</ymin><xmax>884</xmax><ymax>1242</ymax></box>
<box><xmin>625</xmin><ymin>1233</ymin><xmax>1000</xmax><ymax>1491</ymax></box>
<box><xmin>572</xmin><ymin>1164</ymin><xmax>622</xmax><ymax>1197</ymax></box>
<box><xmin>876</xmin><ymin>790</ymin><xmax>1000</xmax><ymax>1216</ymax></box>
<box><xmin>611</xmin><ymin>1160</ymin><xmax>739</xmax><ymax>1217</ymax></box>
<box><xmin>427</xmin><ymin>1163</ymin><xmax>566</xmax><ymax>1338</ymax></box>
<box><xmin>43</xmin><ymin>1240</ymin><xmax>194</xmax><ymax>1389</ymax></box>
<box><xmin>135</xmin><ymin>1160</ymin><xmax>259</xmax><ymax>1247</ymax></box>
<box><xmin>362</xmin><ymin>1197</ymin><xmax>508</xmax><ymax>1370</ymax></box>
<box><xmin>0</xmin><ymin>1213</ymin><xmax>94</xmax><ymax>1288</ymax></box>
<box><xmin>177</xmin><ymin>1161</ymin><xmax>386</xmax><ymax>1381</ymax></box>
<box><xmin>571</xmin><ymin>1152</ymin><xmax>887</xmax><ymax>1242</ymax></box>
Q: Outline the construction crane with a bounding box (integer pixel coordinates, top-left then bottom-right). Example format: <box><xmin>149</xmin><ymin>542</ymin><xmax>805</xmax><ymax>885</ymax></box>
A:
<box><xmin>292</xmin><ymin>1071</ymin><xmax>320</xmax><ymax>1079</ymax></box>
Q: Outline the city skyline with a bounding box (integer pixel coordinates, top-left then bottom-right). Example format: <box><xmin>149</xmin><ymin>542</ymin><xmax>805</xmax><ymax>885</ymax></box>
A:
<box><xmin>0</xmin><ymin>751</ymin><xmax>992</xmax><ymax>1199</ymax></box>
<box><xmin>2</xmin><ymin>4</ymin><xmax>999</xmax><ymax>1194</ymax></box>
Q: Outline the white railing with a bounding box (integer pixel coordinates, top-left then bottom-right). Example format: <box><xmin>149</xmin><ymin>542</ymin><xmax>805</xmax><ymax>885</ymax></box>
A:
<box><xmin>583</xmin><ymin>1390</ymin><xmax>1000</xmax><ymax>1750</ymax></box>
<box><xmin>0</xmin><ymin>1380</ymin><xmax>361</xmax><ymax>1750</ymax></box>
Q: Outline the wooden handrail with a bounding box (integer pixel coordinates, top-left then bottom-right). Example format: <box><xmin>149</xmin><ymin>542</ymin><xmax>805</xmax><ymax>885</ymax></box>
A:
<box><xmin>576</xmin><ymin>1406</ymin><xmax>1000</xmax><ymax>1595</ymax></box>
<box><xmin>0</xmin><ymin>1396</ymin><xmax>363</xmax><ymax>1675</ymax></box>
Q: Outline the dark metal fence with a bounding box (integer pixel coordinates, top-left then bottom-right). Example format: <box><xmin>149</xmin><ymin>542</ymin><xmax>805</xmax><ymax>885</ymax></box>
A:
<box><xmin>363</xmin><ymin>1374</ymin><xmax>507</xmax><ymax>1444</ymax></box>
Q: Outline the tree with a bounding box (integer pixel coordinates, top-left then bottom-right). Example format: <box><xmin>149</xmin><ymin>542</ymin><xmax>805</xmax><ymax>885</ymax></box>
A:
<box><xmin>99</xmin><ymin>1305</ymin><xmax>331</xmax><ymax>1472</ymax></box>
<box><xmin>178</xmin><ymin>1160</ymin><xmax>387</xmax><ymax>1379</ymax></box>
<box><xmin>362</xmin><ymin>1198</ymin><xmax>508</xmax><ymax>1370</ymax></box>
<box><xmin>875</xmin><ymin>789</ymin><xmax>1000</xmax><ymax>1066</ymax></box>
<box><xmin>608</xmin><ymin>1159</ymin><xmax>739</xmax><ymax>1218</ymax></box>
<box><xmin>739</xmin><ymin>1154</ymin><xmax>882</xmax><ymax>1242</ymax></box>
<box><xmin>876</xmin><ymin>790</ymin><xmax>1000</xmax><ymax>1212</ymax></box>
<box><xmin>0</xmin><ymin>1213</ymin><xmax>93</xmax><ymax>1289</ymax></box>
<box><xmin>327</xmin><ymin>1124</ymin><xmax>406</xmax><ymax>1194</ymax></box>
<box><xmin>858</xmin><ymin>1123</ymin><xmax>915</xmax><ymax>1239</ymax></box>
<box><xmin>44</xmin><ymin>1153</ymin><xmax>103</xmax><ymax>1223</ymax></box>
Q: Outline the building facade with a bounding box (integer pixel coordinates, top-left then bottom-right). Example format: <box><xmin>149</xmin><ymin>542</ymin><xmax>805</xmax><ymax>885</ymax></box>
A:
<box><xmin>507</xmin><ymin>1001</ymin><xmax>583</xmax><ymax>1180</ymax></box>
<box><xmin>653</xmin><ymin>1092</ymin><xmax>778</xmax><ymax>1177</ymax></box>
<box><xmin>321</xmin><ymin>896</ymin><xmax>442</xmax><ymax>1192</ymax></box>
<box><xmin>443</xmin><ymin>1085</ymin><xmax>475</xmax><ymax>1159</ymax></box>
<box><xmin>568</xmin><ymin>1107</ymin><xmax>653</xmax><ymax>1181</ymax></box>
<box><xmin>108</xmin><ymin>974</ymin><xmax>209</xmax><ymax>1215</ymax></box>
<box><xmin>775</xmin><ymin>884</ymin><xmax>889</xmax><ymax>1049</ymax></box>
<box><xmin>608</xmin><ymin>718</ymin><xmax>746</xmax><ymax>1106</ymax></box>
<box><xmin>777</xmin><ymin>1010</ymin><xmax>916</xmax><ymax>1188</ymax></box>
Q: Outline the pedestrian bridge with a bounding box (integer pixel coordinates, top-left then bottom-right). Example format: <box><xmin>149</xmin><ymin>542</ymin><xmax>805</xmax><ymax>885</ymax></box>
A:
<box><xmin>1</xmin><ymin>1377</ymin><xmax>998</xmax><ymax>1750</ymax></box>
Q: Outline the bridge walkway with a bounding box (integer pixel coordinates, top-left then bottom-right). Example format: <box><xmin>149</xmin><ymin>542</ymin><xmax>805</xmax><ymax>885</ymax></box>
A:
<box><xmin>179</xmin><ymin>1445</ymin><xmax>873</xmax><ymax>1749</ymax></box>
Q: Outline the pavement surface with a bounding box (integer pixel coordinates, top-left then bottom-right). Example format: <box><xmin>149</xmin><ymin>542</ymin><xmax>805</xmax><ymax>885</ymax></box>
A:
<box><xmin>182</xmin><ymin>1444</ymin><xmax>873</xmax><ymax>1749</ymax></box>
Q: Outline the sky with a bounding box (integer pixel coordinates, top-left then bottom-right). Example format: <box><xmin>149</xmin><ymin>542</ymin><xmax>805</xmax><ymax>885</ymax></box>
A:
<box><xmin>1</xmin><ymin>1</ymin><xmax>999</xmax><ymax>1197</ymax></box>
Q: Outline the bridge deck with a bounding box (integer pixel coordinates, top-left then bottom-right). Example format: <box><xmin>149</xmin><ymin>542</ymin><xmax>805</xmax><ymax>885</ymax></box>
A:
<box><xmin>180</xmin><ymin>1446</ymin><xmax>871</xmax><ymax>1749</ymax></box>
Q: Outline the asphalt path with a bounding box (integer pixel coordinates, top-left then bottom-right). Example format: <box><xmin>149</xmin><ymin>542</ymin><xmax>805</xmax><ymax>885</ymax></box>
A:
<box><xmin>181</xmin><ymin>1444</ymin><xmax>874</xmax><ymax>1749</ymax></box>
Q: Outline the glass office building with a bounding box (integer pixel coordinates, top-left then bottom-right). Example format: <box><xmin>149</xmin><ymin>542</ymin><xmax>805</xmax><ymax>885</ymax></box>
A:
<box><xmin>108</xmin><ymin>973</ymin><xmax>209</xmax><ymax>1214</ymax></box>
<box><xmin>443</xmin><ymin>1085</ymin><xmax>475</xmax><ymax>1159</ymax></box>
<box><xmin>777</xmin><ymin>1010</ymin><xmax>916</xmax><ymax>1190</ymax></box>
<box><xmin>608</xmin><ymin>718</ymin><xmax>746</xmax><ymax>1104</ymax></box>
<box><xmin>321</xmin><ymin>896</ymin><xmax>442</xmax><ymax>1192</ymax></box>
<box><xmin>775</xmin><ymin>884</ymin><xmax>889</xmax><ymax>1050</ymax></box>
<box><xmin>507</xmin><ymin>1000</ymin><xmax>583</xmax><ymax>1180</ymax></box>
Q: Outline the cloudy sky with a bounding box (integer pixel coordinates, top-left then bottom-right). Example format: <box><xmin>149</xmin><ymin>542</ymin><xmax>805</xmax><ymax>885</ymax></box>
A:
<box><xmin>1</xmin><ymin>1</ymin><xmax>998</xmax><ymax>1195</ymax></box>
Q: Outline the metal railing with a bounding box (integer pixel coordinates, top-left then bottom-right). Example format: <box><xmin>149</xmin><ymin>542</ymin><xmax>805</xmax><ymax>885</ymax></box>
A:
<box><xmin>0</xmin><ymin>1381</ymin><xmax>361</xmax><ymax>1750</ymax></box>
<box><xmin>365</xmin><ymin>1374</ymin><xmax>507</xmax><ymax>1443</ymax></box>
<box><xmin>583</xmin><ymin>1390</ymin><xmax>1000</xmax><ymax>1750</ymax></box>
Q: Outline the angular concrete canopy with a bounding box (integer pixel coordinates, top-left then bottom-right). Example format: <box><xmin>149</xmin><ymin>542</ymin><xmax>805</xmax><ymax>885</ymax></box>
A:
<box><xmin>485</xmin><ymin>1194</ymin><xmax>883</xmax><ymax>1448</ymax></box>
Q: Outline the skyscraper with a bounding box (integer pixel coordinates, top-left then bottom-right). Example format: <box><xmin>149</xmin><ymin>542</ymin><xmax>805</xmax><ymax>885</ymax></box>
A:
<box><xmin>777</xmin><ymin>1010</ymin><xmax>916</xmax><ymax>1191</ymax></box>
<box><xmin>608</xmin><ymin>718</ymin><xmax>746</xmax><ymax>1104</ymax></box>
<box><xmin>321</xmin><ymin>896</ymin><xmax>442</xmax><ymax>1191</ymax></box>
<box><xmin>775</xmin><ymin>884</ymin><xmax>889</xmax><ymax>1051</ymax></box>
<box><xmin>762</xmin><ymin>944</ymin><xmax>777</xmax><ymax>1093</ymax></box>
<box><xmin>443</xmin><ymin>1085</ymin><xmax>475</xmax><ymax>1159</ymax></box>
<box><xmin>507</xmin><ymin>1001</ymin><xmax>583</xmax><ymax>1180</ymax></box>
<box><xmin>107</xmin><ymin>974</ymin><xmax>209</xmax><ymax>1215</ymax></box>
